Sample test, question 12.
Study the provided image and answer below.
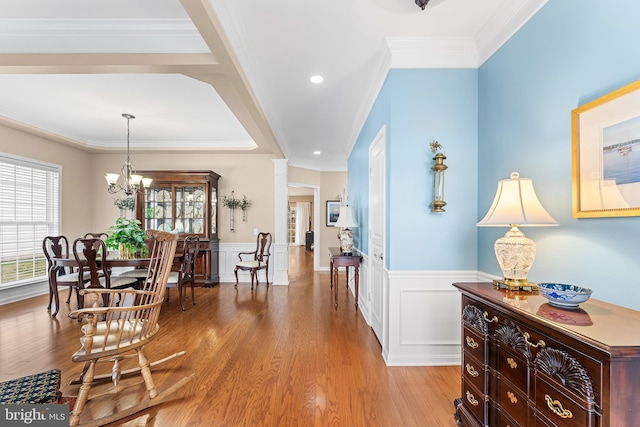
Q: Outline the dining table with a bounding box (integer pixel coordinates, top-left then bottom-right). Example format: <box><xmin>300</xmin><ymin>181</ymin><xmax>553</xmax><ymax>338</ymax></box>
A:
<box><xmin>48</xmin><ymin>255</ymin><xmax>151</xmax><ymax>317</ymax></box>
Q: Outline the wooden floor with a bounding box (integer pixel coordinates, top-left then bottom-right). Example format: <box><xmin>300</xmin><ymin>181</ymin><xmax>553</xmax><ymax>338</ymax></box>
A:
<box><xmin>0</xmin><ymin>246</ymin><xmax>461</xmax><ymax>426</ymax></box>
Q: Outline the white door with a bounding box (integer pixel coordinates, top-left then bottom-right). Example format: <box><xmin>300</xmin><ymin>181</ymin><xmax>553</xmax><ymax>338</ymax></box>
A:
<box><xmin>369</xmin><ymin>126</ymin><xmax>386</xmax><ymax>343</ymax></box>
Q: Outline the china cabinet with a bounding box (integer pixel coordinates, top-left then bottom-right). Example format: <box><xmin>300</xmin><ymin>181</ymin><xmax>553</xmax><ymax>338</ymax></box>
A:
<box><xmin>453</xmin><ymin>282</ymin><xmax>640</xmax><ymax>427</ymax></box>
<box><xmin>135</xmin><ymin>170</ymin><xmax>220</xmax><ymax>285</ymax></box>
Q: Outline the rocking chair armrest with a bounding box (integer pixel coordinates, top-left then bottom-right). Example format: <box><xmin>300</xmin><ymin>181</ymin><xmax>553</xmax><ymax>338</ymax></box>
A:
<box><xmin>68</xmin><ymin>296</ymin><xmax>158</xmax><ymax>320</ymax></box>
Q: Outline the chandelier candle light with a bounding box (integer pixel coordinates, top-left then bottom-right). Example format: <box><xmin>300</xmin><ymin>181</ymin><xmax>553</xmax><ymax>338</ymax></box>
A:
<box><xmin>477</xmin><ymin>172</ymin><xmax>558</xmax><ymax>290</ymax></box>
<box><xmin>105</xmin><ymin>113</ymin><xmax>152</xmax><ymax>196</ymax></box>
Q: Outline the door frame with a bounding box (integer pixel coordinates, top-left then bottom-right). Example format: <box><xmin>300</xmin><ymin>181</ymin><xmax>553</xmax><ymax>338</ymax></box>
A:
<box><xmin>288</xmin><ymin>183</ymin><xmax>320</xmax><ymax>271</ymax></box>
<box><xmin>368</xmin><ymin>125</ymin><xmax>387</xmax><ymax>345</ymax></box>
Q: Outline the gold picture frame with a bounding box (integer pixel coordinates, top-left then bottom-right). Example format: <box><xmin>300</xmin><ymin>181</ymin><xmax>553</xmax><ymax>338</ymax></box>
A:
<box><xmin>572</xmin><ymin>80</ymin><xmax>640</xmax><ymax>218</ymax></box>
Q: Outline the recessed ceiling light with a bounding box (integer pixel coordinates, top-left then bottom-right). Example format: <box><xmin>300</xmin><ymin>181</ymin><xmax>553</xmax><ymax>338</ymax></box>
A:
<box><xmin>313</xmin><ymin>150</ymin><xmax>321</xmax><ymax>155</ymax></box>
<box><xmin>310</xmin><ymin>75</ymin><xmax>324</xmax><ymax>84</ymax></box>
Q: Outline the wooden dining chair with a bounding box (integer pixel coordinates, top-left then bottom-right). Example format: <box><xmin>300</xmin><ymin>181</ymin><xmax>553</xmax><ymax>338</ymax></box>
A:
<box><xmin>72</xmin><ymin>238</ymin><xmax>139</xmax><ymax>308</ymax></box>
<box><xmin>43</xmin><ymin>235</ymin><xmax>91</xmax><ymax>317</ymax></box>
<box><xmin>234</xmin><ymin>232</ymin><xmax>272</xmax><ymax>289</ymax></box>
<box><xmin>83</xmin><ymin>232</ymin><xmax>108</xmax><ymax>239</ymax></box>
<box><xmin>166</xmin><ymin>235</ymin><xmax>200</xmax><ymax>311</ymax></box>
<box><xmin>67</xmin><ymin>231</ymin><xmax>194</xmax><ymax>426</ymax></box>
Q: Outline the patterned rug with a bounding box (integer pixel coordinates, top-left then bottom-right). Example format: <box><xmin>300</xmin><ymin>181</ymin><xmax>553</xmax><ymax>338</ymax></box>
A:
<box><xmin>0</xmin><ymin>369</ymin><xmax>61</xmax><ymax>404</ymax></box>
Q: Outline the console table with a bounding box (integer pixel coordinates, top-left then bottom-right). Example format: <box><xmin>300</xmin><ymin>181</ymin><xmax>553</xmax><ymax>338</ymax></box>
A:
<box><xmin>453</xmin><ymin>282</ymin><xmax>640</xmax><ymax>427</ymax></box>
<box><xmin>328</xmin><ymin>247</ymin><xmax>362</xmax><ymax>310</ymax></box>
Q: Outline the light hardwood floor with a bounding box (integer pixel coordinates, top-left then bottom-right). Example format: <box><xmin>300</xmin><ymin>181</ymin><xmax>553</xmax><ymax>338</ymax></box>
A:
<box><xmin>0</xmin><ymin>246</ymin><xmax>462</xmax><ymax>426</ymax></box>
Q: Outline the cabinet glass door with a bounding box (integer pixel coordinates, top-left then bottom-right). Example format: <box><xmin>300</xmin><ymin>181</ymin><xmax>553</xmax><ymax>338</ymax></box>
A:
<box><xmin>144</xmin><ymin>186</ymin><xmax>173</xmax><ymax>231</ymax></box>
<box><xmin>211</xmin><ymin>187</ymin><xmax>217</xmax><ymax>235</ymax></box>
<box><xmin>175</xmin><ymin>185</ymin><xmax>206</xmax><ymax>234</ymax></box>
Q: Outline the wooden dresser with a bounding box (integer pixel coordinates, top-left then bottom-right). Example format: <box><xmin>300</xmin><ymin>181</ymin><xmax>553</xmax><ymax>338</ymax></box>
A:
<box><xmin>453</xmin><ymin>282</ymin><xmax>640</xmax><ymax>427</ymax></box>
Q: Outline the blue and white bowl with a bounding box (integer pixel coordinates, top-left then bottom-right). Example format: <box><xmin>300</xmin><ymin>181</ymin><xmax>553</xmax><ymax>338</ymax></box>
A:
<box><xmin>537</xmin><ymin>283</ymin><xmax>593</xmax><ymax>309</ymax></box>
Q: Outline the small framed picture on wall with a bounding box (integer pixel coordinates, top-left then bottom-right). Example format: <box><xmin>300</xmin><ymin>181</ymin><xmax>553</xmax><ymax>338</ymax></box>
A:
<box><xmin>326</xmin><ymin>200</ymin><xmax>340</xmax><ymax>226</ymax></box>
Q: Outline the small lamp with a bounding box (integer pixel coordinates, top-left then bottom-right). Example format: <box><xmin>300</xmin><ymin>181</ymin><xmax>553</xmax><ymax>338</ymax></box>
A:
<box><xmin>334</xmin><ymin>206</ymin><xmax>358</xmax><ymax>254</ymax></box>
<box><xmin>477</xmin><ymin>172</ymin><xmax>558</xmax><ymax>290</ymax></box>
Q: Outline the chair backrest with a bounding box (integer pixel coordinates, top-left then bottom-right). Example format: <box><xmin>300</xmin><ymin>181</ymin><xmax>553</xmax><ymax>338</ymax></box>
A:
<box><xmin>255</xmin><ymin>232</ymin><xmax>272</xmax><ymax>263</ymax></box>
<box><xmin>73</xmin><ymin>238</ymin><xmax>110</xmax><ymax>288</ymax></box>
<box><xmin>43</xmin><ymin>236</ymin><xmax>70</xmax><ymax>270</ymax></box>
<box><xmin>181</xmin><ymin>235</ymin><xmax>200</xmax><ymax>285</ymax></box>
<box><xmin>83</xmin><ymin>232</ymin><xmax>108</xmax><ymax>240</ymax></box>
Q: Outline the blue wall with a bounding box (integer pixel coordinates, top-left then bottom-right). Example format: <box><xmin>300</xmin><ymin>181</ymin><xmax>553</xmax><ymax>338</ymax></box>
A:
<box><xmin>349</xmin><ymin>69</ymin><xmax>478</xmax><ymax>270</ymax></box>
<box><xmin>348</xmin><ymin>0</ymin><xmax>640</xmax><ymax>309</ymax></box>
<box><xmin>479</xmin><ymin>0</ymin><xmax>640</xmax><ymax>309</ymax></box>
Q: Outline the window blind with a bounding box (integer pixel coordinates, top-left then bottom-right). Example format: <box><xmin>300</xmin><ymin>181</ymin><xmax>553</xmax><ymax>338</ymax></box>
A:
<box><xmin>0</xmin><ymin>153</ymin><xmax>60</xmax><ymax>286</ymax></box>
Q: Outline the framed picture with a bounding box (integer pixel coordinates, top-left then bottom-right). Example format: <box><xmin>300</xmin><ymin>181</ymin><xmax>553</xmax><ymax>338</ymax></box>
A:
<box><xmin>326</xmin><ymin>200</ymin><xmax>341</xmax><ymax>226</ymax></box>
<box><xmin>572</xmin><ymin>80</ymin><xmax>640</xmax><ymax>218</ymax></box>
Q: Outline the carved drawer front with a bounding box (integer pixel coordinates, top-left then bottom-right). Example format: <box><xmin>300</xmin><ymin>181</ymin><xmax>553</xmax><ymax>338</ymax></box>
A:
<box><xmin>495</xmin><ymin>405</ymin><xmax>524</xmax><ymax>427</ymax></box>
<box><xmin>534</xmin><ymin>347</ymin><xmax>598</xmax><ymax>427</ymax></box>
<box><xmin>462</xmin><ymin>379</ymin><xmax>488</xmax><ymax>426</ymax></box>
<box><xmin>495</xmin><ymin>347</ymin><xmax>529</xmax><ymax>394</ymax></box>
<box><xmin>534</xmin><ymin>375</ymin><xmax>597</xmax><ymax>427</ymax></box>
<box><xmin>463</xmin><ymin>325</ymin><xmax>487</xmax><ymax>364</ymax></box>
<box><xmin>462</xmin><ymin>350</ymin><xmax>486</xmax><ymax>394</ymax></box>
<box><xmin>494</xmin><ymin>321</ymin><xmax>533</xmax><ymax>394</ymax></box>
<box><xmin>495</xmin><ymin>378</ymin><xmax>528</xmax><ymax>427</ymax></box>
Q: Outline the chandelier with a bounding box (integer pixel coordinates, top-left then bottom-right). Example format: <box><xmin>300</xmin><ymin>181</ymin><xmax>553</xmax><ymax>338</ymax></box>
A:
<box><xmin>415</xmin><ymin>0</ymin><xmax>430</xmax><ymax>10</ymax></box>
<box><xmin>105</xmin><ymin>113</ymin><xmax>152</xmax><ymax>196</ymax></box>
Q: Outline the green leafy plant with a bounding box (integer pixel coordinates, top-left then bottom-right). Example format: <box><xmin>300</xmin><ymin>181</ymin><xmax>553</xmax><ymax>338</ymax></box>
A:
<box><xmin>104</xmin><ymin>217</ymin><xmax>148</xmax><ymax>255</ymax></box>
<box><xmin>239</xmin><ymin>195</ymin><xmax>251</xmax><ymax>212</ymax></box>
<box><xmin>114</xmin><ymin>197</ymin><xmax>135</xmax><ymax>211</ymax></box>
<box><xmin>222</xmin><ymin>192</ymin><xmax>251</xmax><ymax>211</ymax></box>
<box><xmin>222</xmin><ymin>191</ymin><xmax>242</xmax><ymax>209</ymax></box>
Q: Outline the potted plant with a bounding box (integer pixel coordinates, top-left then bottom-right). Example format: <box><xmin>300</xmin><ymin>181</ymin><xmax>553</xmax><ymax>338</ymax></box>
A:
<box><xmin>105</xmin><ymin>217</ymin><xmax>148</xmax><ymax>259</ymax></box>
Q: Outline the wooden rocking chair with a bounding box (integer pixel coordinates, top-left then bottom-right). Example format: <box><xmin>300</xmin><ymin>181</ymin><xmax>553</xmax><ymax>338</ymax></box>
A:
<box><xmin>68</xmin><ymin>231</ymin><xmax>195</xmax><ymax>426</ymax></box>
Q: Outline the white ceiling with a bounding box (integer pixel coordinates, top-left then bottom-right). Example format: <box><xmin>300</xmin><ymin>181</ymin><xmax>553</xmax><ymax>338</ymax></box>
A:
<box><xmin>0</xmin><ymin>0</ymin><xmax>546</xmax><ymax>170</ymax></box>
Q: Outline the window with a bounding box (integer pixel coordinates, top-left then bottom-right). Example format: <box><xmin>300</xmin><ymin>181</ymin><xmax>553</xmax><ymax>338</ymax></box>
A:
<box><xmin>0</xmin><ymin>153</ymin><xmax>60</xmax><ymax>287</ymax></box>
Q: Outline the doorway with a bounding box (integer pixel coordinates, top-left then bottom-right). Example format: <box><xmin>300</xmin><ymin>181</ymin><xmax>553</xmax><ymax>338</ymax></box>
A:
<box><xmin>288</xmin><ymin>183</ymin><xmax>320</xmax><ymax>272</ymax></box>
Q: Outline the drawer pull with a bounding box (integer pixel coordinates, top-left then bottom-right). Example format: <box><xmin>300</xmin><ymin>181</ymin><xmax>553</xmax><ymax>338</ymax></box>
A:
<box><xmin>483</xmin><ymin>311</ymin><xmax>498</xmax><ymax>323</ymax></box>
<box><xmin>507</xmin><ymin>391</ymin><xmax>518</xmax><ymax>404</ymax></box>
<box><xmin>466</xmin><ymin>390</ymin><xmax>479</xmax><ymax>406</ymax></box>
<box><xmin>523</xmin><ymin>332</ymin><xmax>546</xmax><ymax>348</ymax></box>
<box><xmin>465</xmin><ymin>336</ymin><xmax>479</xmax><ymax>349</ymax></box>
<box><xmin>545</xmin><ymin>394</ymin><xmax>573</xmax><ymax>419</ymax></box>
<box><xmin>506</xmin><ymin>357</ymin><xmax>517</xmax><ymax>369</ymax></box>
<box><xmin>465</xmin><ymin>363</ymin><xmax>479</xmax><ymax>377</ymax></box>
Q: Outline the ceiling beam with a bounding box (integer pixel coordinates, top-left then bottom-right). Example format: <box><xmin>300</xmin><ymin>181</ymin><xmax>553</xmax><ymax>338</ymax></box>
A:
<box><xmin>181</xmin><ymin>0</ymin><xmax>283</xmax><ymax>158</ymax></box>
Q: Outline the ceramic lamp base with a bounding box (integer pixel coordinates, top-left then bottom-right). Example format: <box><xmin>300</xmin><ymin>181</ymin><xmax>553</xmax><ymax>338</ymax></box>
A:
<box><xmin>338</xmin><ymin>229</ymin><xmax>354</xmax><ymax>253</ymax></box>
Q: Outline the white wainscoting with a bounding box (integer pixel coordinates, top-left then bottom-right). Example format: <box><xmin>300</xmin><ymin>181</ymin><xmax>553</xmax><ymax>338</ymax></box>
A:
<box><xmin>380</xmin><ymin>270</ymin><xmax>485</xmax><ymax>366</ymax></box>
<box><xmin>219</xmin><ymin>242</ymin><xmax>288</xmax><ymax>285</ymax></box>
<box><xmin>0</xmin><ymin>280</ymin><xmax>49</xmax><ymax>306</ymax></box>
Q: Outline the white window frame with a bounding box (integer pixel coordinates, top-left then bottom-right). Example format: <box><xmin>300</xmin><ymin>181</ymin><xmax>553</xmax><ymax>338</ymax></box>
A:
<box><xmin>0</xmin><ymin>153</ymin><xmax>61</xmax><ymax>288</ymax></box>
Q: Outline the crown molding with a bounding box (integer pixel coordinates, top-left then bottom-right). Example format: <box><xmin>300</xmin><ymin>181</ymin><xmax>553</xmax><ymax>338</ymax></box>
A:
<box><xmin>476</xmin><ymin>0</ymin><xmax>549</xmax><ymax>65</ymax></box>
<box><xmin>385</xmin><ymin>37</ymin><xmax>479</xmax><ymax>68</ymax></box>
<box><xmin>0</xmin><ymin>19</ymin><xmax>208</xmax><ymax>53</ymax></box>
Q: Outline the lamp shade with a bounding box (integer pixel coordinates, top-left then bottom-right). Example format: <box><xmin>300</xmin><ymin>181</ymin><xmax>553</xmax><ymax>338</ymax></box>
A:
<box><xmin>477</xmin><ymin>172</ymin><xmax>558</xmax><ymax>227</ymax></box>
<box><xmin>334</xmin><ymin>206</ymin><xmax>358</xmax><ymax>228</ymax></box>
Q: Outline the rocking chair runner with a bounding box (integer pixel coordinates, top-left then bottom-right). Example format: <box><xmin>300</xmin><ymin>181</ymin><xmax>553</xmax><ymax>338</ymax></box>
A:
<box><xmin>68</xmin><ymin>231</ymin><xmax>195</xmax><ymax>427</ymax></box>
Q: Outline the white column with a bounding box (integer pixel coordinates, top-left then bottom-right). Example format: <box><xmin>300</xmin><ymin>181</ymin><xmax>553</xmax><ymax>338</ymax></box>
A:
<box><xmin>272</xmin><ymin>159</ymin><xmax>289</xmax><ymax>285</ymax></box>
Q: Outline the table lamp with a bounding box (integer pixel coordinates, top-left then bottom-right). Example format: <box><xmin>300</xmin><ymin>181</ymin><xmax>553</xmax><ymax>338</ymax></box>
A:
<box><xmin>334</xmin><ymin>206</ymin><xmax>358</xmax><ymax>254</ymax></box>
<box><xmin>477</xmin><ymin>172</ymin><xmax>558</xmax><ymax>290</ymax></box>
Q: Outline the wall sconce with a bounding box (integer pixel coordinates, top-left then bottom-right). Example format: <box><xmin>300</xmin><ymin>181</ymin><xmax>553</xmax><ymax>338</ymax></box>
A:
<box><xmin>430</xmin><ymin>140</ymin><xmax>447</xmax><ymax>212</ymax></box>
